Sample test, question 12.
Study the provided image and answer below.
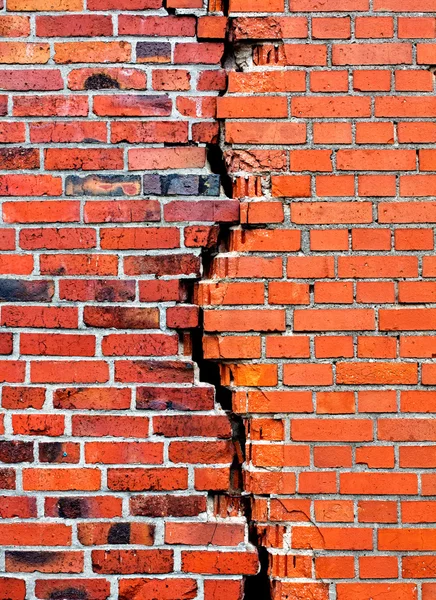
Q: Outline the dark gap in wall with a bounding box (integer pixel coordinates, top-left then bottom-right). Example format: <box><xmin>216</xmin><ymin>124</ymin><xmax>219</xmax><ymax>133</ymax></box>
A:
<box><xmin>163</xmin><ymin>0</ymin><xmax>176</xmax><ymax>14</ymax></box>
<box><xmin>187</xmin><ymin>180</ymin><xmax>270</xmax><ymax>600</ymax></box>
<box><xmin>190</xmin><ymin>300</ymin><xmax>246</xmax><ymax>492</ymax></box>
<box><xmin>207</xmin><ymin>143</ymin><xmax>233</xmax><ymax>199</ymax></box>
<box><xmin>244</xmin><ymin>544</ymin><xmax>273</xmax><ymax>600</ymax></box>
<box><xmin>190</xmin><ymin>321</ymin><xmax>232</xmax><ymax>412</ymax></box>
<box><xmin>182</xmin><ymin>8</ymin><xmax>272</xmax><ymax>595</ymax></box>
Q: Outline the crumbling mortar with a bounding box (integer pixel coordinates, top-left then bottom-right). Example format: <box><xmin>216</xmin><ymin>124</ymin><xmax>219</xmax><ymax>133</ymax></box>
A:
<box><xmin>171</xmin><ymin>7</ymin><xmax>436</xmax><ymax>587</ymax></box>
<box><xmin>172</xmin><ymin>13</ymin><xmax>280</xmax><ymax>598</ymax></box>
<box><xmin>188</xmin><ymin>11</ymin><xmax>358</xmax><ymax>598</ymax></box>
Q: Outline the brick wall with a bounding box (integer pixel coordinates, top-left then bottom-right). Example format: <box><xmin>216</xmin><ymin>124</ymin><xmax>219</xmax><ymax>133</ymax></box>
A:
<box><xmin>0</xmin><ymin>0</ymin><xmax>435</xmax><ymax>598</ymax></box>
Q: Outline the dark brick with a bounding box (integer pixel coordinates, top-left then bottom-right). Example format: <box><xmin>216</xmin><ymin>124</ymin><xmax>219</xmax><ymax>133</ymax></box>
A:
<box><xmin>0</xmin><ymin>469</ymin><xmax>15</xmax><ymax>489</ymax></box>
<box><xmin>39</xmin><ymin>442</ymin><xmax>80</xmax><ymax>464</ymax></box>
<box><xmin>83</xmin><ymin>307</ymin><xmax>160</xmax><ymax>329</ymax></box>
<box><xmin>107</xmin><ymin>523</ymin><xmax>130</xmax><ymax>544</ymax></box>
<box><xmin>56</xmin><ymin>497</ymin><xmax>88</xmax><ymax>519</ymax></box>
<box><xmin>59</xmin><ymin>280</ymin><xmax>136</xmax><ymax>303</ymax></box>
<box><xmin>84</xmin><ymin>73</ymin><xmax>120</xmax><ymax>90</ymax></box>
<box><xmin>124</xmin><ymin>254</ymin><xmax>201</xmax><ymax>276</ymax></box>
<box><xmin>130</xmin><ymin>494</ymin><xmax>206</xmax><ymax>517</ymax></box>
<box><xmin>161</xmin><ymin>174</ymin><xmax>200</xmax><ymax>196</ymax></box>
<box><xmin>0</xmin><ymin>441</ymin><xmax>33</xmax><ymax>464</ymax></box>
<box><xmin>34</xmin><ymin>579</ymin><xmax>110</xmax><ymax>600</ymax></box>
<box><xmin>165</xmin><ymin>200</ymin><xmax>239</xmax><ymax>223</ymax></box>
<box><xmin>0</xmin><ymin>148</ymin><xmax>39</xmax><ymax>170</ymax></box>
<box><xmin>6</xmin><ymin>550</ymin><xmax>56</xmax><ymax>566</ymax></box>
<box><xmin>142</xmin><ymin>174</ymin><xmax>162</xmax><ymax>195</ymax></box>
<box><xmin>137</xmin><ymin>42</ymin><xmax>171</xmax><ymax>63</ymax></box>
<box><xmin>5</xmin><ymin>550</ymin><xmax>84</xmax><ymax>574</ymax></box>
<box><xmin>0</xmin><ymin>280</ymin><xmax>54</xmax><ymax>302</ymax></box>
<box><xmin>199</xmin><ymin>174</ymin><xmax>221</xmax><ymax>196</ymax></box>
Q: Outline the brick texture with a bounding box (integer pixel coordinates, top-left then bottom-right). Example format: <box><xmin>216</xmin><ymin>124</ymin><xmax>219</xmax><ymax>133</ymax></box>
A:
<box><xmin>0</xmin><ymin>0</ymin><xmax>435</xmax><ymax>598</ymax></box>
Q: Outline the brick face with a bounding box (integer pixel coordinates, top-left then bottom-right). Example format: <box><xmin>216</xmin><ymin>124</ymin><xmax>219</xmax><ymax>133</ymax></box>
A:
<box><xmin>0</xmin><ymin>0</ymin><xmax>435</xmax><ymax>598</ymax></box>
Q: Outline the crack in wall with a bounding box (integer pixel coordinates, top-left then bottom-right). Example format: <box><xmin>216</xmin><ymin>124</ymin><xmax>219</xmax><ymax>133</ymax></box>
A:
<box><xmin>191</xmin><ymin>278</ymin><xmax>273</xmax><ymax>599</ymax></box>
<box><xmin>183</xmin><ymin>18</ymin><xmax>276</xmax><ymax>597</ymax></box>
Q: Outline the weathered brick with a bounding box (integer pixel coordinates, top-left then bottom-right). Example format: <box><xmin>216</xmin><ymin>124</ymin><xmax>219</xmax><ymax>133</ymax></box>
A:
<box><xmin>0</xmin><ymin>0</ymin><xmax>434</xmax><ymax>595</ymax></box>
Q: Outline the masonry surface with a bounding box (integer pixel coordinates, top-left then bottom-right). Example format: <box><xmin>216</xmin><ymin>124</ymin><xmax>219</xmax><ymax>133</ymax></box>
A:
<box><xmin>0</xmin><ymin>0</ymin><xmax>436</xmax><ymax>598</ymax></box>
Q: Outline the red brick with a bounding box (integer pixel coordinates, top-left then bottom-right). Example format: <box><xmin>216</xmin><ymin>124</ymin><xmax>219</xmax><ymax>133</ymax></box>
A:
<box><xmin>336</xmin><ymin>584</ymin><xmax>417</xmax><ymax>600</ymax></box>
<box><xmin>181</xmin><ymin>551</ymin><xmax>258</xmax><ymax>575</ymax></box>
<box><xmin>292</xmin><ymin>526</ymin><xmax>373</xmax><ymax>550</ymax></box>
<box><xmin>229</xmin><ymin>71</ymin><xmax>305</xmax><ymax>93</ymax></box>
<box><xmin>23</xmin><ymin>469</ymin><xmax>101</xmax><ymax>492</ymax></box>
<box><xmin>379</xmin><ymin>529</ymin><xmax>436</xmax><ymax>551</ymax></box>
<box><xmin>333</xmin><ymin>43</ymin><xmax>412</xmax><ymax>65</ymax></box>
<box><xmin>54</xmin><ymin>41</ymin><xmax>131</xmax><ymax>64</ymax></box>
<box><xmin>396</xmin><ymin>70</ymin><xmax>433</xmax><ymax>91</ymax></box>
<box><xmin>358</xmin><ymin>500</ymin><xmax>398</xmax><ymax>523</ymax></box>
<box><xmin>337</xmin><ymin>362</ymin><xmax>418</xmax><ymax>385</ymax></box>
<box><xmin>354</xmin><ymin>69</ymin><xmax>391</xmax><ymax>91</ymax></box>
<box><xmin>292</xmin><ymin>420</ymin><xmax>373</xmax><ymax>442</ymax></box>
<box><xmin>72</xmin><ymin>415</ymin><xmax>149</xmax><ymax>438</ymax></box>
<box><xmin>0</xmin><ymin>579</ymin><xmax>25</xmax><ymax>599</ymax></box>
<box><xmin>315</xmin><ymin>336</ymin><xmax>354</xmax><ymax>358</ymax></box>
<box><xmin>356</xmin><ymin>122</ymin><xmax>395</xmax><ymax>144</ymax></box>
<box><xmin>0</xmin><ymin>16</ymin><xmax>30</xmax><ymax>38</ymax></box>
<box><xmin>292</xmin><ymin>202</ymin><xmax>372</xmax><ymax>224</ymax></box>
<box><xmin>226</xmin><ymin>122</ymin><xmax>306</xmax><ymax>145</ymax></box>
<box><xmin>376</xmin><ymin>96</ymin><xmax>436</xmax><ymax>117</ymax></box>
<box><xmin>0</xmin><ymin>43</ymin><xmax>50</xmax><ymax>64</ymax></box>
<box><xmin>398</xmin><ymin>17</ymin><xmax>436</xmax><ymax>38</ymax></box>
<box><xmin>0</xmin><ymin>0</ymin><xmax>435</xmax><ymax>593</ymax></box>
<box><xmin>355</xmin><ymin>16</ymin><xmax>394</xmax><ymax>38</ymax></box>
<box><xmin>338</xmin><ymin>256</ymin><xmax>418</xmax><ymax>278</ymax></box>
<box><xmin>312</xmin><ymin>17</ymin><xmax>351</xmax><ymax>39</ymax></box>
<box><xmin>128</xmin><ymin>147</ymin><xmax>205</xmax><ymax>171</ymax></box>
<box><xmin>360</xmin><ymin>556</ymin><xmax>398</xmax><ymax>579</ymax></box>
<box><xmin>36</xmin><ymin>15</ymin><xmax>112</xmax><ymax>37</ymax></box>
<box><xmin>292</xmin><ymin>0</ymin><xmax>368</xmax><ymax>8</ymax></box>
<box><xmin>313</xmin><ymin>122</ymin><xmax>353</xmax><ymax>144</ymax></box>
<box><xmin>217</xmin><ymin>97</ymin><xmax>287</xmax><ymax>119</ymax></box>
<box><xmin>31</xmin><ymin>361</ymin><xmax>109</xmax><ymax>384</ymax></box>
<box><xmin>316</xmin><ymin>556</ymin><xmax>355</xmax><ymax>579</ymax></box>
<box><xmin>204</xmin><ymin>310</ymin><xmax>285</xmax><ymax>332</ymax></box>
<box><xmin>35</xmin><ymin>579</ymin><xmax>110</xmax><ymax>600</ymax></box>
<box><xmin>295</xmin><ymin>309</ymin><xmax>374</xmax><ymax>331</ymax></box>
<box><xmin>293</xmin><ymin>96</ymin><xmax>371</xmax><ymax>118</ymax></box>
<box><xmin>13</xmin><ymin>95</ymin><xmax>88</xmax><ymax>117</ymax></box>
<box><xmin>340</xmin><ymin>473</ymin><xmax>417</xmax><ymax>495</ymax></box>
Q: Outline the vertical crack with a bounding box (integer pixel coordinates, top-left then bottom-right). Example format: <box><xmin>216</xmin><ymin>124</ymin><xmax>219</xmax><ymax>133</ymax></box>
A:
<box><xmin>172</xmin><ymin>7</ymin><xmax>275</xmax><ymax>596</ymax></box>
<box><xmin>190</xmin><ymin>22</ymin><xmax>273</xmax><ymax>599</ymax></box>
<box><xmin>244</xmin><ymin>545</ymin><xmax>273</xmax><ymax>600</ymax></box>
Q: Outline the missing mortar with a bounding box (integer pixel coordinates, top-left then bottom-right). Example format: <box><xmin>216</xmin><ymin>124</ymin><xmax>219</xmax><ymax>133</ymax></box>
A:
<box><xmin>163</xmin><ymin>0</ymin><xmax>176</xmax><ymax>15</ymax></box>
<box><xmin>187</xmin><ymin>207</ymin><xmax>271</xmax><ymax>599</ymax></box>
<box><xmin>207</xmin><ymin>143</ymin><xmax>233</xmax><ymax>200</ymax></box>
<box><xmin>244</xmin><ymin>545</ymin><xmax>273</xmax><ymax>600</ymax></box>
<box><xmin>174</xmin><ymin>10</ymin><xmax>274</xmax><ymax>594</ymax></box>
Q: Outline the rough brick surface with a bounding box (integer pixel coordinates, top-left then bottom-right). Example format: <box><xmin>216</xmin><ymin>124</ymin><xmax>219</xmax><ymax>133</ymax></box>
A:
<box><xmin>0</xmin><ymin>0</ymin><xmax>435</xmax><ymax>598</ymax></box>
